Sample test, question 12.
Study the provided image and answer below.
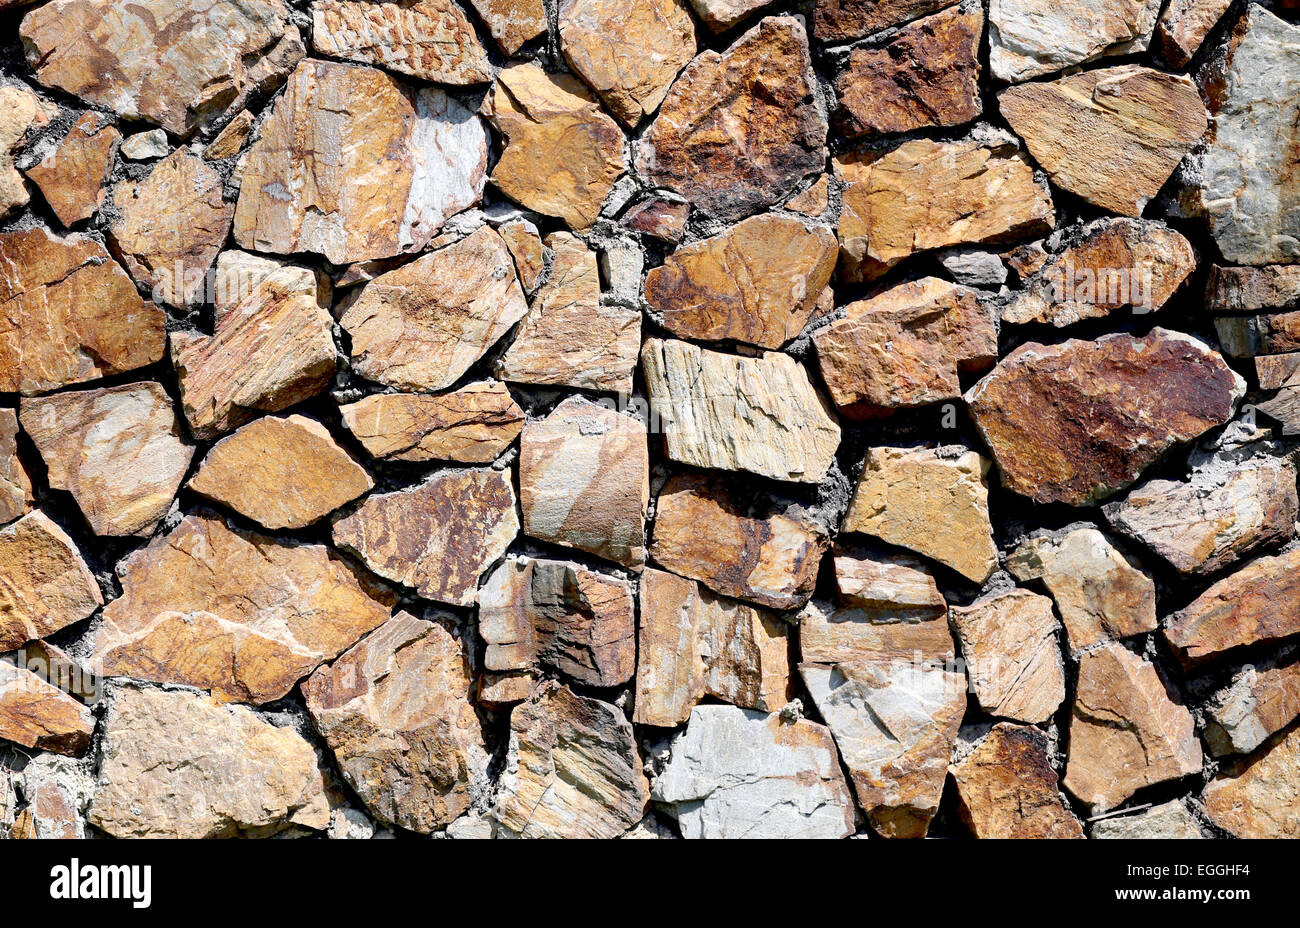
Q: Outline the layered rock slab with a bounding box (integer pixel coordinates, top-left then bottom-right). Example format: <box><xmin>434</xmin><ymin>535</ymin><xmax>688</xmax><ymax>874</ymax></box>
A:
<box><xmin>950</xmin><ymin>724</ymin><xmax>1084</xmax><ymax>839</ymax></box>
<box><xmin>24</xmin><ymin>112</ymin><xmax>118</xmax><ymax>227</ymax></box>
<box><xmin>1091</xmin><ymin>799</ymin><xmax>1206</xmax><ymax>838</ymax></box>
<box><xmin>0</xmin><ymin>661</ymin><xmax>94</xmax><ymax>756</ymax></box>
<box><xmin>311</xmin><ymin>0</ymin><xmax>492</xmax><ymax>84</ymax></box>
<box><xmin>0</xmin><ymin>83</ymin><xmax>52</xmax><ymax>220</ymax></box>
<box><xmin>1204</xmin><ymin>659</ymin><xmax>1300</xmax><ymax>756</ymax></box>
<box><xmin>0</xmin><ymin>510</ymin><xmax>102</xmax><ymax>652</ymax></box>
<box><xmin>988</xmin><ymin>0</ymin><xmax>1162</xmax><ymax>81</ymax></box>
<box><xmin>0</xmin><ymin>409</ymin><xmax>34</xmax><ymax>524</ymax></box>
<box><xmin>1201</xmin><ymin>726</ymin><xmax>1300</xmax><ymax>838</ymax></box>
<box><xmin>340</xmin><ymin>382</ymin><xmax>524</xmax><ymax>464</ymax></box>
<box><xmin>950</xmin><ymin>589</ymin><xmax>1065</xmax><ymax>724</ymax></box>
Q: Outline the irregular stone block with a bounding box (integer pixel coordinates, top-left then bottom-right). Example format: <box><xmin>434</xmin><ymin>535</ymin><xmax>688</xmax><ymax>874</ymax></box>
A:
<box><xmin>0</xmin><ymin>510</ymin><xmax>102</xmax><ymax>652</ymax></box>
<box><xmin>950</xmin><ymin>724</ymin><xmax>1084</xmax><ymax>839</ymax></box>
<box><xmin>340</xmin><ymin>382</ymin><xmax>524</xmax><ymax>464</ymax></box>
<box><xmin>951</xmin><ymin>589</ymin><xmax>1065</xmax><ymax>724</ymax></box>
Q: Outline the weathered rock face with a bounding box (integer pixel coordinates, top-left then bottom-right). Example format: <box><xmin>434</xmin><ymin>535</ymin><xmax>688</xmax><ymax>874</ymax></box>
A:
<box><xmin>842</xmin><ymin>445</ymin><xmax>997</xmax><ymax>584</ymax></box>
<box><xmin>1003</xmin><ymin>220</ymin><xmax>1198</xmax><ymax>327</ymax></box>
<box><xmin>0</xmin><ymin>83</ymin><xmax>52</xmax><ymax>220</ymax></box>
<box><xmin>800</xmin><ymin>599</ymin><xmax>955</xmax><ymax>666</ymax></box>
<box><xmin>1164</xmin><ymin>547</ymin><xmax>1300</xmax><ymax>667</ymax></box>
<box><xmin>341</xmin><ymin>226</ymin><xmax>529</xmax><ymax>393</ymax></box>
<box><xmin>468</xmin><ymin>0</ymin><xmax>547</xmax><ymax>54</ymax></box>
<box><xmin>188</xmin><ymin>414</ymin><xmax>373</xmax><ymax>530</ymax></box>
<box><xmin>89</xmin><ymin>686</ymin><xmax>329</xmax><ymax>839</ymax></box>
<box><xmin>11</xmin><ymin>754</ymin><xmax>94</xmax><ymax>840</ymax></box>
<box><xmin>950</xmin><ymin>590</ymin><xmax>1065</xmax><ymax>724</ymax></box>
<box><xmin>483</xmin><ymin>63</ymin><xmax>625</xmax><ymax>230</ymax></box>
<box><xmin>646</xmin><ymin>214</ymin><xmax>837</xmax><ymax>349</ymax></box>
<box><xmin>814</xmin><ymin>0</ymin><xmax>958</xmax><ymax>42</ymax></box>
<box><xmin>814</xmin><ymin>277</ymin><xmax>996</xmax><ymax>417</ymax></box>
<box><xmin>89</xmin><ymin>512</ymin><xmax>394</xmax><ymax>703</ymax></box>
<box><xmin>0</xmin><ymin>229</ymin><xmax>166</xmax><ymax>395</ymax></box>
<box><xmin>497</xmin><ymin>233</ymin><xmax>640</xmax><ymax>393</ymax></box>
<box><xmin>1215</xmin><ymin>310</ymin><xmax>1300</xmax><ymax>358</ymax></box>
<box><xmin>494</xmin><ymin>683</ymin><xmax>649</xmax><ymax>838</ymax></box>
<box><xmin>518</xmin><ymin>396</ymin><xmax>648</xmax><ymax>569</ymax></box>
<box><xmin>634</xmin><ymin>568</ymin><xmax>791</xmax><ymax>727</ymax></box>
<box><xmin>480</xmin><ymin>557</ymin><xmax>636</xmax><ymax>687</ymax></box>
<box><xmin>311</xmin><ymin>0</ymin><xmax>492</xmax><ymax>84</ymax></box>
<box><xmin>1091</xmin><ymin>799</ymin><xmax>1206</xmax><ymax>838</ymax></box>
<box><xmin>24</xmin><ymin>112</ymin><xmax>118</xmax><ymax>227</ymax></box>
<box><xmin>333</xmin><ymin>468</ymin><xmax>518</xmax><ymax>607</ymax></box>
<box><xmin>0</xmin><ymin>409</ymin><xmax>34</xmax><ymax>524</ymax></box>
<box><xmin>558</xmin><ymin>0</ymin><xmax>696</xmax><ymax>127</ymax></box>
<box><xmin>1201</xmin><ymin>726</ymin><xmax>1300</xmax><ymax>838</ymax></box>
<box><xmin>340</xmin><ymin>382</ymin><xmax>524</xmax><ymax>464</ymax></box>
<box><xmin>988</xmin><ymin>0</ymin><xmax>1162</xmax><ymax>81</ymax></box>
<box><xmin>688</xmin><ymin>0</ymin><xmax>770</xmax><ymax>31</ymax></box>
<box><xmin>832</xmin><ymin>547</ymin><xmax>946</xmax><ymax>618</ymax></box>
<box><xmin>1184</xmin><ymin>7</ymin><xmax>1300</xmax><ymax>265</ymax></box>
<box><xmin>653</xmin><ymin>705</ymin><xmax>856</xmax><ymax>839</ymax></box>
<box><xmin>1156</xmin><ymin>0</ymin><xmax>1232</xmax><ymax>66</ymax></box>
<box><xmin>1207</xmin><ymin>265</ymin><xmax>1300</xmax><ymax>314</ymax></box>
<box><xmin>835</xmin><ymin>135</ymin><xmax>1054</xmax><ymax>281</ymax></box>
<box><xmin>173</xmin><ymin>263</ymin><xmax>337</xmax><ymax>440</ymax></box>
<box><xmin>303</xmin><ymin>612</ymin><xmax>489</xmax><ymax>833</ymax></box>
<box><xmin>1064</xmin><ymin>643</ymin><xmax>1202</xmax><ymax>810</ymax></box>
<box><xmin>950</xmin><ymin>724</ymin><xmax>1084</xmax><ymax>839</ymax></box>
<box><xmin>0</xmin><ymin>510</ymin><xmax>102</xmax><ymax>652</ymax></box>
<box><xmin>234</xmin><ymin>59</ymin><xmax>487</xmax><ymax>264</ymax></box>
<box><xmin>650</xmin><ymin>474</ymin><xmax>828</xmax><ymax>610</ymax></box>
<box><xmin>21</xmin><ymin>0</ymin><xmax>303</xmax><ymax>136</ymax></box>
<box><xmin>641</xmin><ymin>339</ymin><xmax>841</xmax><ymax>484</ymax></box>
<box><xmin>1008</xmin><ymin>527</ymin><xmax>1156</xmax><ymax>652</ymax></box>
<box><xmin>638</xmin><ymin>17</ymin><xmax>827</xmax><ymax>222</ymax></box>
<box><xmin>834</xmin><ymin>4</ymin><xmax>982</xmax><ymax>139</ymax></box>
<box><xmin>21</xmin><ymin>382</ymin><xmax>194</xmax><ymax>537</ymax></box>
<box><xmin>1204</xmin><ymin>659</ymin><xmax>1300</xmax><ymax>757</ymax></box>
<box><xmin>1103</xmin><ymin>456</ymin><xmax>1297</xmax><ymax>576</ymax></box>
<box><xmin>622</xmin><ymin>196</ymin><xmax>689</xmax><ymax>243</ymax></box>
<box><xmin>966</xmin><ymin>330</ymin><xmax>1244</xmax><ymax>505</ymax></box>
<box><xmin>0</xmin><ymin>661</ymin><xmax>94</xmax><ymax>756</ymax></box>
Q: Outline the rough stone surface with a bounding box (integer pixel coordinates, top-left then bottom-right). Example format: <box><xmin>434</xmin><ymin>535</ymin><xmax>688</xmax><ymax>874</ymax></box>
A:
<box><xmin>0</xmin><ymin>510</ymin><xmax>102</xmax><ymax>652</ymax></box>
<box><xmin>0</xmin><ymin>83</ymin><xmax>52</xmax><ymax>219</ymax></box>
<box><xmin>966</xmin><ymin>330</ymin><xmax>1244</xmax><ymax>505</ymax></box>
<box><xmin>311</xmin><ymin>0</ymin><xmax>492</xmax><ymax>84</ymax></box>
<box><xmin>622</xmin><ymin>196</ymin><xmax>689</xmax><ymax>243</ymax></box>
<box><xmin>188</xmin><ymin>414</ymin><xmax>373</xmax><ymax>530</ymax></box>
<box><xmin>497</xmin><ymin>218</ymin><xmax>548</xmax><ymax>294</ymax></box>
<box><xmin>0</xmin><ymin>661</ymin><xmax>94</xmax><ymax>756</ymax></box>
<box><xmin>1092</xmin><ymin>799</ymin><xmax>1206</xmax><ymax>838</ymax></box>
<box><xmin>814</xmin><ymin>0</ymin><xmax>958</xmax><ymax>42</ymax></box>
<box><xmin>467</xmin><ymin>0</ymin><xmax>547</xmax><ymax>55</ymax></box>
<box><xmin>1201</xmin><ymin>726</ymin><xmax>1300</xmax><ymax>838</ymax></box>
<box><xmin>833</xmin><ymin>547</ymin><xmax>946</xmax><ymax>618</ymax></box>
<box><xmin>1204</xmin><ymin>659</ymin><xmax>1300</xmax><ymax>756</ymax></box>
<box><xmin>950</xmin><ymin>724</ymin><xmax>1084</xmax><ymax>839</ymax></box>
<box><xmin>0</xmin><ymin>409</ymin><xmax>34</xmax><ymax>524</ymax></box>
<box><xmin>1206</xmin><ymin>265</ymin><xmax>1300</xmax><ymax>314</ymax></box>
<box><xmin>11</xmin><ymin>754</ymin><xmax>93</xmax><ymax>839</ymax></box>
<box><xmin>689</xmin><ymin>0</ymin><xmax>771</xmax><ymax>32</ymax></box>
<box><xmin>951</xmin><ymin>590</ymin><xmax>1066</xmax><ymax>724</ymax></box>
<box><xmin>21</xmin><ymin>382</ymin><xmax>194</xmax><ymax>537</ymax></box>
<box><xmin>799</xmin><ymin>599</ymin><xmax>955</xmax><ymax>665</ymax></box>
<box><xmin>653</xmin><ymin>705</ymin><xmax>856</xmax><ymax>839</ymax></box>
<box><xmin>1156</xmin><ymin>0</ymin><xmax>1232</xmax><ymax>66</ymax></box>
<box><xmin>89</xmin><ymin>686</ymin><xmax>329</xmax><ymax>839</ymax></box>
<box><xmin>24</xmin><ymin>112</ymin><xmax>118</xmax><ymax>227</ymax></box>
<box><xmin>340</xmin><ymin>382</ymin><xmax>524</xmax><ymax>464</ymax></box>
<box><xmin>988</xmin><ymin>0</ymin><xmax>1162</xmax><ymax>81</ymax></box>
<box><xmin>303</xmin><ymin>612</ymin><xmax>489</xmax><ymax>833</ymax></box>
<box><xmin>89</xmin><ymin>512</ymin><xmax>394</xmax><ymax>703</ymax></box>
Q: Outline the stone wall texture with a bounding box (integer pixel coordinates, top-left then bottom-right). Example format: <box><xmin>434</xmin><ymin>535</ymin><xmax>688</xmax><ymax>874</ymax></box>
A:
<box><xmin>0</xmin><ymin>0</ymin><xmax>1298</xmax><ymax>841</ymax></box>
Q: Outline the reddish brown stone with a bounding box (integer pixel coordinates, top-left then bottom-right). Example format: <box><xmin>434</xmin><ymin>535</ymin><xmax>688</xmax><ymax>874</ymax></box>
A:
<box><xmin>951</xmin><ymin>724</ymin><xmax>1084</xmax><ymax>839</ymax></box>
<box><xmin>622</xmin><ymin>196</ymin><xmax>689</xmax><ymax>243</ymax></box>
<box><xmin>24</xmin><ymin>112</ymin><xmax>119</xmax><ymax>226</ymax></box>
<box><xmin>0</xmin><ymin>409</ymin><xmax>34</xmax><ymax>525</ymax></box>
<box><xmin>1206</xmin><ymin>264</ymin><xmax>1300</xmax><ymax>314</ymax></box>
<box><xmin>0</xmin><ymin>662</ymin><xmax>94</xmax><ymax>756</ymax></box>
<box><xmin>815</xmin><ymin>0</ymin><xmax>958</xmax><ymax>42</ymax></box>
<box><xmin>340</xmin><ymin>382</ymin><xmax>524</xmax><ymax>464</ymax></box>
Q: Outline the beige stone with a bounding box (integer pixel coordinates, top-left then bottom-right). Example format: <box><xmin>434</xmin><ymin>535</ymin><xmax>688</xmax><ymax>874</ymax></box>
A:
<box><xmin>799</xmin><ymin>599</ymin><xmax>955</xmax><ymax>666</ymax></box>
<box><xmin>951</xmin><ymin>589</ymin><xmax>1065</xmax><ymax>724</ymax></box>
<box><xmin>0</xmin><ymin>409</ymin><xmax>34</xmax><ymax>525</ymax></box>
<box><xmin>0</xmin><ymin>510</ymin><xmax>102</xmax><ymax>652</ymax></box>
<box><xmin>311</xmin><ymin>0</ymin><xmax>492</xmax><ymax>84</ymax></box>
<box><xmin>1204</xmin><ymin>660</ymin><xmax>1300</xmax><ymax>756</ymax></box>
<box><xmin>0</xmin><ymin>661</ymin><xmax>94</xmax><ymax>756</ymax></box>
<box><xmin>1091</xmin><ymin>799</ymin><xmax>1206</xmax><ymax>838</ymax></box>
<box><xmin>950</xmin><ymin>724</ymin><xmax>1084</xmax><ymax>839</ymax></box>
<box><xmin>988</xmin><ymin>0</ymin><xmax>1161</xmax><ymax>81</ymax></box>
<box><xmin>11</xmin><ymin>755</ymin><xmax>93</xmax><ymax>840</ymax></box>
<box><xmin>24</xmin><ymin>112</ymin><xmax>118</xmax><ymax>226</ymax></box>
<box><xmin>204</xmin><ymin>110</ymin><xmax>255</xmax><ymax>161</ymax></box>
<box><xmin>1201</xmin><ymin>726</ymin><xmax>1300</xmax><ymax>838</ymax></box>
<box><xmin>832</xmin><ymin>547</ymin><xmax>946</xmax><ymax>618</ymax></box>
<box><xmin>0</xmin><ymin>83</ymin><xmax>53</xmax><ymax>219</ymax></box>
<box><xmin>689</xmin><ymin>0</ymin><xmax>772</xmax><ymax>31</ymax></box>
<box><xmin>340</xmin><ymin>382</ymin><xmax>523</xmax><ymax>464</ymax></box>
<box><xmin>1157</xmin><ymin>0</ymin><xmax>1232</xmax><ymax>65</ymax></box>
<box><xmin>467</xmin><ymin>0</ymin><xmax>547</xmax><ymax>55</ymax></box>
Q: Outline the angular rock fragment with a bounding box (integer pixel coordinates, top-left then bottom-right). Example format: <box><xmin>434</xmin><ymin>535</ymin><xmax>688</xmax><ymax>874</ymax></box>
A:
<box><xmin>0</xmin><ymin>229</ymin><xmax>166</xmax><ymax>395</ymax></box>
<box><xmin>689</xmin><ymin>0</ymin><xmax>771</xmax><ymax>32</ymax></box>
<box><xmin>646</xmin><ymin>214</ymin><xmax>836</xmax><ymax>349</ymax></box>
<box><xmin>1156</xmin><ymin>0</ymin><xmax>1232</xmax><ymax>66</ymax></box>
<box><xmin>484</xmin><ymin>63</ymin><xmax>624</xmax><ymax>230</ymax></box>
<box><xmin>21</xmin><ymin>383</ymin><xmax>193</xmax><ymax>536</ymax></box>
<box><xmin>341</xmin><ymin>382</ymin><xmax>523</xmax><ymax>464</ymax></box>
<box><xmin>119</xmin><ymin>130</ymin><xmax>168</xmax><ymax>161</ymax></box>
<box><xmin>21</xmin><ymin>0</ymin><xmax>303</xmax><ymax>136</ymax></box>
<box><xmin>814</xmin><ymin>0</ymin><xmax>958</xmax><ymax>42</ymax></box>
<box><xmin>467</xmin><ymin>0</ymin><xmax>547</xmax><ymax>55</ymax></box>
<box><xmin>89</xmin><ymin>512</ymin><xmax>394</xmax><ymax>703</ymax></box>
<box><xmin>814</xmin><ymin>277</ymin><xmax>996</xmax><ymax>417</ymax></box>
<box><xmin>189</xmin><ymin>414</ymin><xmax>372</xmax><ymax>530</ymax></box>
<box><xmin>1204</xmin><ymin>659</ymin><xmax>1300</xmax><ymax>756</ymax></box>
<box><xmin>1091</xmin><ymin>799</ymin><xmax>1206</xmax><ymax>838</ymax></box>
<box><xmin>0</xmin><ymin>409</ymin><xmax>34</xmax><ymax>524</ymax></box>
<box><xmin>494</xmin><ymin>684</ymin><xmax>649</xmax><ymax>838</ymax></box>
<box><xmin>988</xmin><ymin>0</ymin><xmax>1162</xmax><ymax>81</ymax></box>
<box><xmin>834</xmin><ymin>4</ymin><xmax>982</xmax><ymax>139</ymax></box>
<box><xmin>799</xmin><ymin>598</ymin><xmax>955</xmax><ymax>665</ymax></box>
<box><xmin>653</xmin><ymin>705</ymin><xmax>855</xmax><ymax>839</ymax></box>
<box><xmin>950</xmin><ymin>724</ymin><xmax>1084</xmax><ymax>839</ymax></box>
<box><xmin>172</xmin><ymin>263</ymin><xmax>337</xmax><ymax>439</ymax></box>
<box><xmin>518</xmin><ymin>396</ymin><xmax>648</xmax><ymax>569</ymax></box>
<box><xmin>311</xmin><ymin>0</ymin><xmax>492</xmax><ymax>84</ymax></box>
<box><xmin>24</xmin><ymin>112</ymin><xmax>119</xmax><ymax>227</ymax></box>
<box><xmin>1164</xmin><ymin>547</ymin><xmax>1300</xmax><ymax>667</ymax></box>
<box><xmin>951</xmin><ymin>589</ymin><xmax>1065</xmax><ymax>724</ymax></box>
<box><xmin>1183</xmin><ymin>7</ymin><xmax>1300</xmax><ymax>265</ymax></box>
<box><xmin>785</xmin><ymin>176</ymin><xmax>829</xmax><ymax>217</ymax></box>
<box><xmin>1008</xmin><ymin>527</ymin><xmax>1156</xmax><ymax>652</ymax></box>
<box><xmin>0</xmin><ymin>83</ymin><xmax>52</xmax><ymax>219</ymax></box>
<box><xmin>1201</xmin><ymin>726</ymin><xmax>1300</xmax><ymax>838</ymax></box>
<box><xmin>10</xmin><ymin>640</ymin><xmax>99</xmax><ymax>702</ymax></box>
<box><xmin>89</xmin><ymin>686</ymin><xmax>329</xmax><ymax>839</ymax></box>
<box><xmin>999</xmin><ymin>67</ymin><xmax>1207</xmax><ymax>217</ymax></box>
<box><xmin>559</xmin><ymin>0</ymin><xmax>696</xmax><ymax>127</ymax></box>
<box><xmin>481</xmin><ymin>557</ymin><xmax>636</xmax><ymax>688</ymax></box>
<box><xmin>842</xmin><ymin>445</ymin><xmax>997</xmax><ymax>584</ymax></box>
<box><xmin>939</xmin><ymin>249</ymin><xmax>1007</xmax><ymax>288</ymax></box>
<box><xmin>835</xmin><ymin>135</ymin><xmax>1053</xmax><ymax>281</ymax></box>
<box><xmin>333</xmin><ymin>468</ymin><xmax>518</xmax><ymax>607</ymax></box>
<box><xmin>833</xmin><ymin>547</ymin><xmax>946</xmax><ymax>618</ymax></box>
<box><xmin>1256</xmin><ymin>353</ymin><xmax>1300</xmax><ymax>389</ymax></box>
<box><xmin>108</xmin><ymin>149</ymin><xmax>233</xmax><ymax>306</ymax></box>
<box><xmin>303</xmin><ymin>612</ymin><xmax>489</xmax><ymax>833</ymax></box>
<box><xmin>0</xmin><ymin>662</ymin><xmax>94</xmax><ymax>756</ymax></box>
<box><xmin>966</xmin><ymin>330</ymin><xmax>1244</xmax><ymax>505</ymax></box>
<box><xmin>341</xmin><ymin>226</ymin><xmax>528</xmax><ymax>393</ymax></box>
<box><xmin>478</xmin><ymin>671</ymin><xmax>537</xmax><ymax>709</ymax></box>
<box><xmin>638</xmin><ymin>17</ymin><xmax>827</xmax><ymax>222</ymax></box>
<box><xmin>1003</xmin><ymin>220</ymin><xmax>1197</xmax><ymax>326</ymax></box>
<box><xmin>1206</xmin><ymin>264</ymin><xmax>1300</xmax><ymax>314</ymax></box>
<box><xmin>0</xmin><ymin>511</ymin><xmax>102</xmax><ymax>652</ymax></box>
<box><xmin>622</xmin><ymin>196</ymin><xmax>688</xmax><ymax>243</ymax></box>
<box><xmin>1064</xmin><ymin>643</ymin><xmax>1202</xmax><ymax>810</ymax></box>
<box><xmin>641</xmin><ymin>338</ymin><xmax>840</xmax><ymax>483</ymax></box>
<box><xmin>634</xmin><ymin>568</ymin><xmax>791</xmax><ymax>727</ymax></box>
<box><xmin>11</xmin><ymin>755</ymin><xmax>93</xmax><ymax>840</ymax></box>
<box><xmin>235</xmin><ymin>60</ymin><xmax>487</xmax><ymax>264</ymax></box>
<box><xmin>1103</xmin><ymin>456</ymin><xmax>1297</xmax><ymax>576</ymax></box>
<box><xmin>204</xmin><ymin>111</ymin><xmax>255</xmax><ymax>160</ymax></box>
<box><xmin>497</xmin><ymin>233</ymin><xmax>640</xmax><ymax>393</ymax></box>
<box><xmin>650</xmin><ymin>474</ymin><xmax>828</xmax><ymax>609</ymax></box>
<box><xmin>497</xmin><ymin>218</ymin><xmax>548</xmax><ymax>295</ymax></box>
<box><xmin>1214</xmin><ymin>309</ymin><xmax>1300</xmax><ymax>358</ymax></box>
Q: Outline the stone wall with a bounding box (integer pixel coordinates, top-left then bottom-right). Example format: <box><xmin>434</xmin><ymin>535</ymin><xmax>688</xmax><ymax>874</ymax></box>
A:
<box><xmin>0</xmin><ymin>0</ymin><xmax>1298</xmax><ymax>840</ymax></box>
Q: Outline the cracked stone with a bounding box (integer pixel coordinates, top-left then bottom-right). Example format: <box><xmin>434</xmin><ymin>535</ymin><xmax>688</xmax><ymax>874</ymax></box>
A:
<box><xmin>0</xmin><ymin>83</ymin><xmax>53</xmax><ymax>219</ymax></box>
<box><xmin>1204</xmin><ymin>659</ymin><xmax>1300</xmax><ymax>756</ymax></box>
<box><xmin>988</xmin><ymin>0</ymin><xmax>1162</xmax><ymax>81</ymax></box>
<box><xmin>951</xmin><ymin>589</ymin><xmax>1065</xmax><ymax>724</ymax></box>
<box><xmin>950</xmin><ymin>724</ymin><xmax>1084</xmax><ymax>839</ymax></box>
<box><xmin>1201</xmin><ymin>725</ymin><xmax>1300</xmax><ymax>838</ymax></box>
<box><xmin>311</xmin><ymin>0</ymin><xmax>492</xmax><ymax>84</ymax></box>
<box><xmin>0</xmin><ymin>408</ymin><xmax>35</xmax><ymax>525</ymax></box>
<box><xmin>24</xmin><ymin>112</ymin><xmax>118</xmax><ymax>227</ymax></box>
<box><xmin>0</xmin><ymin>510</ymin><xmax>102</xmax><ymax>652</ymax></box>
<box><xmin>0</xmin><ymin>662</ymin><xmax>93</xmax><ymax>756</ymax></box>
<box><xmin>340</xmin><ymin>382</ymin><xmax>524</xmax><ymax>464</ymax></box>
